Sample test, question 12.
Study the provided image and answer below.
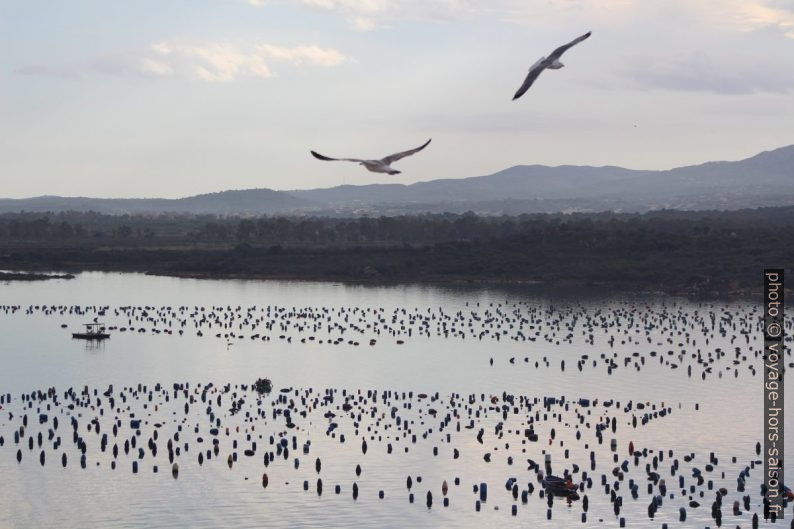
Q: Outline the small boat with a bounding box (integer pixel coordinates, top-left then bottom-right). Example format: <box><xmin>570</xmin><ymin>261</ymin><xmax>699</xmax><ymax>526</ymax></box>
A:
<box><xmin>542</xmin><ymin>475</ymin><xmax>579</xmax><ymax>497</ymax></box>
<box><xmin>72</xmin><ymin>323</ymin><xmax>110</xmax><ymax>340</ymax></box>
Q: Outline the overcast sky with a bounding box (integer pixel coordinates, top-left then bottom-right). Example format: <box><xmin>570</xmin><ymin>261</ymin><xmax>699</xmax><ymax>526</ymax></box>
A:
<box><xmin>1</xmin><ymin>0</ymin><xmax>793</xmax><ymax>198</ymax></box>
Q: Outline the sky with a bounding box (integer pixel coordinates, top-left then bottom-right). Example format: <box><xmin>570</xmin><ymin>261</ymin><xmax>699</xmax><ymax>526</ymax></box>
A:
<box><xmin>1</xmin><ymin>0</ymin><xmax>793</xmax><ymax>198</ymax></box>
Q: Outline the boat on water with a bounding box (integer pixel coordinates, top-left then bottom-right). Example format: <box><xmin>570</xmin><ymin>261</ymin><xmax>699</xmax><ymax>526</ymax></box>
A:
<box><xmin>72</xmin><ymin>323</ymin><xmax>110</xmax><ymax>340</ymax></box>
<box><xmin>542</xmin><ymin>475</ymin><xmax>579</xmax><ymax>498</ymax></box>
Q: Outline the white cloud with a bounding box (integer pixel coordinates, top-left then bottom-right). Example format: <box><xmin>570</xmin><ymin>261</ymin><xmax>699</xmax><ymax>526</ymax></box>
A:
<box><xmin>139</xmin><ymin>57</ymin><xmax>174</xmax><ymax>77</ymax></box>
<box><xmin>350</xmin><ymin>16</ymin><xmax>380</xmax><ymax>30</ymax></box>
<box><xmin>493</xmin><ymin>0</ymin><xmax>794</xmax><ymax>36</ymax></box>
<box><xmin>245</xmin><ymin>0</ymin><xmax>794</xmax><ymax>37</ymax></box>
<box><xmin>247</xmin><ymin>0</ymin><xmax>473</xmax><ymax>29</ymax></box>
<box><xmin>718</xmin><ymin>0</ymin><xmax>794</xmax><ymax>33</ymax></box>
<box><xmin>152</xmin><ymin>43</ymin><xmax>274</xmax><ymax>81</ymax></box>
<box><xmin>302</xmin><ymin>0</ymin><xmax>390</xmax><ymax>14</ymax></box>
<box><xmin>16</xmin><ymin>41</ymin><xmax>349</xmax><ymax>82</ymax></box>
<box><xmin>621</xmin><ymin>51</ymin><xmax>794</xmax><ymax>94</ymax></box>
<box><xmin>256</xmin><ymin>44</ymin><xmax>347</xmax><ymax>66</ymax></box>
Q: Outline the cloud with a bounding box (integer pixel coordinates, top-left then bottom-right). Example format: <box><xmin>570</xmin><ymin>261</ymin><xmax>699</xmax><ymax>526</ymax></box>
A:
<box><xmin>715</xmin><ymin>0</ymin><xmax>794</xmax><ymax>34</ymax></box>
<box><xmin>247</xmin><ymin>0</ymin><xmax>473</xmax><ymax>30</ymax></box>
<box><xmin>16</xmin><ymin>41</ymin><xmax>349</xmax><ymax>82</ymax></box>
<box><xmin>621</xmin><ymin>51</ymin><xmax>794</xmax><ymax>94</ymax></box>
<box><xmin>255</xmin><ymin>44</ymin><xmax>347</xmax><ymax>66</ymax></box>
<box><xmin>502</xmin><ymin>0</ymin><xmax>794</xmax><ymax>34</ymax></box>
<box><xmin>494</xmin><ymin>0</ymin><xmax>794</xmax><ymax>36</ymax></box>
<box><xmin>350</xmin><ymin>16</ymin><xmax>381</xmax><ymax>31</ymax></box>
<box><xmin>254</xmin><ymin>0</ymin><xmax>794</xmax><ymax>37</ymax></box>
<box><xmin>152</xmin><ymin>43</ymin><xmax>274</xmax><ymax>81</ymax></box>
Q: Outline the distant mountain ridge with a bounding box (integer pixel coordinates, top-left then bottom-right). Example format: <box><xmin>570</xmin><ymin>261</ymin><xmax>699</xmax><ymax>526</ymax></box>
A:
<box><xmin>289</xmin><ymin>145</ymin><xmax>794</xmax><ymax>209</ymax></box>
<box><xmin>0</xmin><ymin>189</ymin><xmax>318</xmax><ymax>215</ymax></box>
<box><xmin>1</xmin><ymin>145</ymin><xmax>792</xmax><ymax>215</ymax></box>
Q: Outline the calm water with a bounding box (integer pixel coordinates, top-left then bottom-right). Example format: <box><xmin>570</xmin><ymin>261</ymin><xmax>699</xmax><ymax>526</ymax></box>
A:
<box><xmin>0</xmin><ymin>272</ymin><xmax>790</xmax><ymax>528</ymax></box>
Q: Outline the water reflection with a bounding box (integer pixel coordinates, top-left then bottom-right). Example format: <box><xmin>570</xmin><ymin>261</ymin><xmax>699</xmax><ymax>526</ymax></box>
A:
<box><xmin>0</xmin><ymin>272</ymin><xmax>789</xmax><ymax>528</ymax></box>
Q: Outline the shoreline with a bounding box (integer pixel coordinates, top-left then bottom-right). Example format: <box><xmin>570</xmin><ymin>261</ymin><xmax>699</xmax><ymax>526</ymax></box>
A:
<box><xmin>0</xmin><ymin>271</ymin><xmax>75</xmax><ymax>281</ymax></box>
<box><xmin>0</xmin><ymin>263</ymin><xmax>763</xmax><ymax>300</ymax></box>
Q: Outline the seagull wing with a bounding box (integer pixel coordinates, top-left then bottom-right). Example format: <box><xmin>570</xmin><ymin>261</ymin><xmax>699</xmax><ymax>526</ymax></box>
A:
<box><xmin>512</xmin><ymin>58</ymin><xmax>546</xmax><ymax>100</ymax></box>
<box><xmin>380</xmin><ymin>139</ymin><xmax>432</xmax><ymax>164</ymax></box>
<box><xmin>310</xmin><ymin>151</ymin><xmax>364</xmax><ymax>163</ymax></box>
<box><xmin>548</xmin><ymin>31</ymin><xmax>591</xmax><ymax>61</ymax></box>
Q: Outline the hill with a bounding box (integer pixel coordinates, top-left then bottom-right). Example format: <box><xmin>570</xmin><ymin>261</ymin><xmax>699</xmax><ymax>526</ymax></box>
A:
<box><xmin>2</xmin><ymin>145</ymin><xmax>792</xmax><ymax>215</ymax></box>
<box><xmin>0</xmin><ymin>189</ymin><xmax>318</xmax><ymax>215</ymax></box>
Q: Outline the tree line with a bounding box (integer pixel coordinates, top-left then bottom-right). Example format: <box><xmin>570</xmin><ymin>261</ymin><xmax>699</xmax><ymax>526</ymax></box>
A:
<box><xmin>2</xmin><ymin>207</ymin><xmax>794</xmax><ymax>247</ymax></box>
<box><xmin>2</xmin><ymin>207</ymin><xmax>792</xmax><ymax>296</ymax></box>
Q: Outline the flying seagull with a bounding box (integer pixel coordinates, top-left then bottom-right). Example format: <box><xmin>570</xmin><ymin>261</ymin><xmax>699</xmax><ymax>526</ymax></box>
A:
<box><xmin>311</xmin><ymin>139</ymin><xmax>431</xmax><ymax>175</ymax></box>
<box><xmin>512</xmin><ymin>31</ymin><xmax>591</xmax><ymax>100</ymax></box>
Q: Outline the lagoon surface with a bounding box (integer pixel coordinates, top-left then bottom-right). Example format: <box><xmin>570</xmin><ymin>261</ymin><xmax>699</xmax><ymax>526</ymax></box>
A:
<box><xmin>0</xmin><ymin>272</ymin><xmax>790</xmax><ymax>528</ymax></box>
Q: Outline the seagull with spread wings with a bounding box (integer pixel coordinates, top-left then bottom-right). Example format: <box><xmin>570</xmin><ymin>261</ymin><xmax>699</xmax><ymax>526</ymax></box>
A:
<box><xmin>512</xmin><ymin>31</ymin><xmax>591</xmax><ymax>100</ymax></box>
<box><xmin>311</xmin><ymin>139</ymin><xmax>431</xmax><ymax>175</ymax></box>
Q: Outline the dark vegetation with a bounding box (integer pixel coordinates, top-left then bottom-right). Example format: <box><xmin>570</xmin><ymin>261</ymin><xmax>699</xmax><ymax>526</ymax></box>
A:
<box><xmin>0</xmin><ymin>271</ymin><xmax>75</xmax><ymax>281</ymax></box>
<box><xmin>1</xmin><ymin>208</ymin><xmax>792</xmax><ymax>297</ymax></box>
